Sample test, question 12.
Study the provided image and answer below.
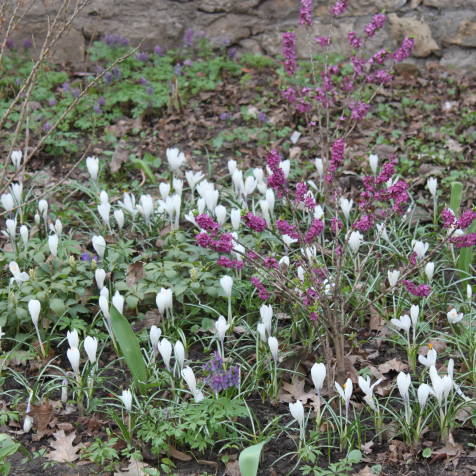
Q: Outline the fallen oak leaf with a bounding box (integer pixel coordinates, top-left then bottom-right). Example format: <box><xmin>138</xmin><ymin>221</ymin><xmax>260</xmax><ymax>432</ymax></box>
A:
<box><xmin>378</xmin><ymin>358</ymin><xmax>407</xmax><ymax>374</ymax></box>
<box><xmin>47</xmin><ymin>430</ymin><xmax>82</xmax><ymax>463</ymax></box>
<box><xmin>114</xmin><ymin>458</ymin><xmax>150</xmax><ymax>476</ymax></box>
<box><xmin>279</xmin><ymin>378</ymin><xmax>316</xmax><ymax>404</ymax></box>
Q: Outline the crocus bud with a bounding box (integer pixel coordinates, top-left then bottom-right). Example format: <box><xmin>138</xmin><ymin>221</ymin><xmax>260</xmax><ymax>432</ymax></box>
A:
<box><xmin>84</xmin><ymin>336</ymin><xmax>98</xmax><ymax>364</ymax></box>
<box><xmin>92</xmin><ymin>235</ymin><xmax>106</xmax><ymax>258</ymax></box>
<box><xmin>257</xmin><ymin>323</ymin><xmax>267</xmax><ymax>342</ymax></box>
<box><xmin>174</xmin><ymin>340</ymin><xmax>185</xmax><ymax>370</ymax></box>
<box><xmin>95</xmin><ymin>269</ymin><xmax>106</xmax><ymax>290</ymax></box>
<box><xmin>348</xmin><ymin>231</ymin><xmax>363</xmax><ymax>254</ymax></box>
<box><xmin>268</xmin><ymin>336</ymin><xmax>278</xmax><ymax>362</ymax></box>
<box><xmin>86</xmin><ymin>156</ymin><xmax>99</xmax><ymax>181</ymax></box>
<box><xmin>215</xmin><ymin>205</ymin><xmax>227</xmax><ymax>225</ymax></box>
<box><xmin>339</xmin><ymin>197</ymin><xmax>353</xmax><ymax>220</ymax></box>
<box><xmin>120</xmin><ymin>389</ymin><xmax>133</xmax><ymax>412</ymax></box>
<box><xmin>19</xmin><ymin>225</ymin><xmax>29</xmax><ymax>246</ymax></box>
<box><xmin>467</xmin><ymin>284</ymin><xmax>473</xmax><ymax>300</ymax></box>
<box><xmin>181</xmin><ymin>366</ymin><xmax>204</xmax><ymax>402</ymax></box>
<box><xmin>220</xmin><ymin>275</ymin><xmax>233</xmax><ymax>298</ymax></box>
<box><xmin>417</xmin><ymin>383</ymin><xmax>434</xmax><ymax>409</ymax></box>
<box><xmin>427</xmin><ymin>177</ymin><xmax>437</xmax><ymax>198</ymax></box>
<box><xmin>11</xmin><ymin>150</ymin><xmax>22</xmax><ymax>170</ymax></box>
<box><xmin>5</xmin><ymin>218</ymin><xmax>16</xmax><ymax>240</ymax></box>
<box><xmin>215</xmin><ymin>315</ymin><xmax>229</xmax><ymax>343</ymax></box>
<box><xmin>67</xmin><ymin>329</ymin><xmax>79</xmax><ymax>349</ymax></box>
<box><xmin>387</xmin><ymin>270</ymin><xmax>400</xmax><ymax>287</ymax></box>
<box><xmin>28</xmin><ymin>299</ymin><xmax>41</xmax><ymax>327</ymax></box>
<box><xmin>61</xmin><ymin>378</ymin><xmax>68</xmax><ymax>403</ymax></box>
<box><xmin>311</xmin><ymin>363</ymin><xmax>326</xmax><ymax>395</ymax></box>
<box><xmin>67</xmin><ymin>347</ymin><xmax>80</xmax><ymax>375</ymax></box>
<box><xmin>38</xmin><ymin>199</ymin><xmax>48</xmax><ymax>218</ymax></box>
<box><xmin>410</xmin><ymin>305</ymin><xmax>419</xmax><ymax>328</ymax></box>
<box><xmin>23</xmin><ymin>415</ymin><xmax>33</xmax><ymax>433</ymax></box>
<box><xmin>260</xmin><ymin>304</ymin><xmax>273</xmax><ymax>335</ymax></box>
<box><xmin>396</xmin><ymin>372</ymin><xmax>411</xmax><ymax>401</ymax></box>
<box><xmin>112</xmin><ymin>290</ymin><xmax>124</xmax><ymax>314</ymax></box>
<box><xmin>424</xmin><ymin>262</ymin><xmax>435</xmax><ymax>282</ymax></box>
<box><xmin>48</xmin><ymin>234</ymin><xmax>59</xmax><ymax>257</ymax></box>
<box><xmin>156</xmin><ymin>288</ymin><xmax>173</xmax><ymax>314</ymax></box>
<box><xmin>315</xmin><ymin>158</ymin><xmax>324</xmax><ymax>177</ymax></box>
<box><xmin>97</xmin><ymin>202</ymin><xmax>110</xmax><ymax>226</ymax></box>
<box><xmin>289</xmin><ymin>400</ymin><xmax>305</xmax><ymax>427</ymax></box>
<box><xmin>114</xmin><ymin>209</ymin><xmax>125</xmax><ymax>229</ymax></box>
<box><xmin>1</xmin><ymin>193</ymin><xmax>14</xmax><ymax>211</ymax></box>
<box><xmin>158</xmin><ymin>338</ymin><xmax>172</xmax><ymax>371</ymax></box>
<box><xmin>99</xmin><ymin>295</ymin><xmax>110</xmax><ymax>321</ymax></box>
<box><xmin>230</xmin><ymin>208</ymin><xmax>241</xmax><ymax>230</ymax></box>
<box><xmin>369</xmin><ymin>154</ymin><xmax>379</xmax><ymax>174</ymax></box>
<box><xmin>149</xmin><ymin>325</ymin><xmax>161</xmax><ymax>349</ymax></box>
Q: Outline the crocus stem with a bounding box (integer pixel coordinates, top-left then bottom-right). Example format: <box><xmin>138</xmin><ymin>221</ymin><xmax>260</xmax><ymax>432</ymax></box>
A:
<box><xmin>227</xmin><ymin>297</ymin><xmax>232</xmax><ymax>326</ymax></box>
<box><xmin>34</xmin><ymin>325</ymin><xmax>46</xmax><ymax>358</ymax></box>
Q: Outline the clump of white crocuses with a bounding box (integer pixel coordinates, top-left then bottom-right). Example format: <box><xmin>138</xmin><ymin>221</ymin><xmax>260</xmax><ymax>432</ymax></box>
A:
<box><xmin>391</xmin><ymin>304</ymin><xmax>421</xmax><ymax>371</ymax></box>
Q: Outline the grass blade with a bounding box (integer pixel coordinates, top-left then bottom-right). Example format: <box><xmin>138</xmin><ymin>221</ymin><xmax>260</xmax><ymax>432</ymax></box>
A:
<box><xmin>110</xmin><ymin>305</ymin><xmax>148</xmax><ymax>392</ymax></box>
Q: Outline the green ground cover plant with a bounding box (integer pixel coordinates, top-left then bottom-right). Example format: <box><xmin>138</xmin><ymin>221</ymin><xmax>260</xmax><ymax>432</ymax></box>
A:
<box><xmin>0</xmin><ymin>0</ymin><xmax>475</xmax><ymax>475</ymax></box>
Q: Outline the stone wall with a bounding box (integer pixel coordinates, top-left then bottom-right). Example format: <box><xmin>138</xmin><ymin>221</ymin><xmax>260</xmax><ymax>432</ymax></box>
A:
<box><xmin>7</xmin><ymin>0</ymin><xmax>476</xmax><ymax>68</ymax></box>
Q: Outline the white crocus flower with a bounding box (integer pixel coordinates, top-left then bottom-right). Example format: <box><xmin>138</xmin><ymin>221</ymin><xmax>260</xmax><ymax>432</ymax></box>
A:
<box><xmin>311</xmin><ymin>363</ymin><xmax>326</xmax><ymax>396</ymax></box>
<box><xmin>5</xmin><ymin>218</ymin><xmax>16</xmax><ymax>240</ymax></box>
<box><xmin>84</xmin><ymin>336</ymin><xmax>98</xmax><ymax>364</ymax></box>
<box><xmin>315</xmin><ymin>158</ymin><xmax>324</xmax><ymax>177</ymax></box>
<box><xmin>167</xmin><ymin>147</ymin><xmax>186</xmax><ymax>172</ymax></box>
<box><xmin>418</xmin><ymin>346</ymin><xmax>437</xmax><ymax>368</ymax></box>
<box><xmin>265</xmin><ymin>189</ymin><xmax>275</xmax><ymax>214</ymax></box>
<box><xmin>283</xmin><ymin>234</ymin><xmax>297</xmax><ymax>246</ymax></box>
<box><xmin>280</xmin><ymin>160</ymin><xmax>290</xmax><ymax>177</ymax></box>
<box><xmin>427</xmin><ymin>177</ymin><xmax>437</xmax><ymax>198</ymax></box>
<box><xmin>114</xmin><ymin>209</ymin><xmax>125</xmax><ymax>229</ymax></box>
<box><xmin>97</xmin><ymin>202</ymin><xmax>111</xmax><ymax>227</ymax></box>
<box><xmin>417</xmin><ymin>383</ymin><xmax>434</xmax><ymax>409</ymax></box>
<box><xmin>358</xmin><ymin>376</ymin><xmax>382</xmax><ymax>411</ymax></box>
<box><xmin>185</xmin><ymin>170</ymin><xmax>204</xmax><ymax>192</ymax></box>
<box><xmin>215</xmin><ymin>315</ymin><xmax>229</xmax><ymax>346</ymax></box>
<box><xmin>11</xmin><ymin>150</ymin><xmax>22</xmax><ymax>170</ymax></box>
<box><xmin>181</xmin><ymin>366</ymin><xmax>204</xmax><ymax>402</ymax></box>
<box><xmin>156</xmin><ymin>288</ymin><xmax>173</xmax><ymax>315</ymax></box>
<box><xmin>10</xmin><ymin>183</ymin><xmax>22</xmax><ymax>205</ymax></box>
<box><xmin>120</xmin><ymin>389</ymin><xmax>133</xmax><ymax>412</ymax></box>
<box><xmin>259</xmin><ymin>304</ymin><xmax>273</xmax><ymax>336</ymax></box>
<box><xmin>112</xmin><ymin>290</ymin><xmax>124</xmax><ymax>314</ymax></box>
<box><xmin>158</xmin><ymin>338</ymin><xmax>173</xmax><ymax>371</ymax></box>
<box><xmin>412</xmin><ymin>240</ymin><xmax>429</xmax><ymax>260</ymax></box>
<box><xmin>425</xmin><ymin>262</ymin><xmax>435</xmax><ymax>282</ymax></box>
<box><xmin>67</xmin><ymin>329</ymin><xmax>79</xmax><ymax>349</ymax></box>
<box><xmin>391</xmin><ymin>314</ymin><xmax>411</xmax><ymax>334</ymax></box>
<box><xmin>28</xmin><ymin>299</ymin><xmax>41</xmax><ymax>327</ymax></box>
<box><xmin>92</xmin><ymin>235</ymin><xmax>106</xmax><ymax>259</ymax></box>
<box><xmin>388</xmin><ymin>270</ymin><xmax>400</xmax><ymax>287</ymax></box>
<box><xmin>19</xmin><ymin>225</ymin><xmax>29</xmax><ymax>246</ymax></box>
<box><xmin>139</xmin><ymin>194</ymin><xmax>154</xmax><ymax>224</ymax></box>
<box><xmin>410</xmin><ymin>305</ymin><xmax>419</xmax><ymax>329</ymax></box>
<box><xmin>99</xmin><ymin>294</ymin><xmax>110</xmax><ymax>323</ymax></box>
<box><xmin>348</xmin><ymin>231</ymin><xmax>363</xmax><ymax>254</ymax></box>
<box><xmin>118</xmin><ymin>192</ymin><xmax>137</xmax><ymax>217</ymax></box>
<box><xmin>67</xmin><ymin>347</ymin><xmax>80</xmax><ymax>375</ymax></box>
<box><xmin>447</xmin><ymin>308</ymin><xmax>463</xmax><ymax>324</ymax></box>
<box><xmin>159</xmin><ymin>183</ymin><xmax>170</xmax><ymax>200</ymax></box>
<box><xmin>149</xmin><ymin>326</ymin><xmax>162</xmax><ymax>351</ymax></box>
<box><xmin>339</xmin><ymin>197</ymin><xmax>353</xmax><ymax>220</ymax></box>
<box><xmin>429</xmin><ymin>366</ymin><xmax>452</xmax><ymax>405</ymax></box>
<box><xmin>95</xmin><ymin>269</ymin><xmax>106</xmax><ymax>290</ymax></box>
<box><xmin>38</xmin><ymin>199</ymin><xmax>48</xmax><ymax>218</ymax></box>
<box><xmin>173</xmin><ymin>178</ymin><xmax>183</xmax><ymax>196</ymax></box>
<box><xmin>228</xmin><ymin>159</ymin><xmax>237</xmax><ymax>175</ymax></box>
<box><xmin>369</xmin><ymin>154</ymin><xmax>379</xmax><ymax>174</ymax></box>
<box><xmin>230</xmin><ymin>208</ymin><xmax>241</xmax><ymax>230</ymax></box>
<box><xmin>396</xmin><ymin>372</ymin><xmax>411</xmax><ymax>402</ymax></box>
<box><xmin>335</xmin><ymin>378</ymin><xmax>353</xmax><ymax>414</ymax></box>
<box><xmin>48</xmin><ymin>234</ymin><xmax>59</xmax><ymax>257</ymax></box>
<box><xmin>220</xmin><ymin>275</ymin><xmax>233</xmax><ymax>298</ymax></box>
<box><xmin>257</xmin><ymin>323</ymin><xmax>267</xmax><ymax>342</ymax></box>
<box><xmin>289</xmin><ymin>400</ymin><xmax>305</xmax><ymax>440</ymax></box>
<box><xmin>174</xmin><ymin>340</ymin><xmax>185</xmax><ymax>371</ymax></box>
<box><xmin>1</xmin><ymin>193</ymin><xmax>14</xmax><ymax>211</ymax></box>
<box><xmin>9</xmin><ymin>261</ymin><xmax>29</xmax><ymax>284</ymax></box>
<box><xmin>268</xmin><ymin>336</ymin><xmax>279</xmax><ymax>362</ymax></box>
<box><xmin>86</xmin><ymin>156</ymin><xmax>99</xmax><ymax>180</ymax></box>
<box><xmin>215</xmin><ymin>205</ymin><xmax>227</xmax><ymax>225</ymax></box>
<box><xmin>376</xmin><ymin>223</ymin><xmax>389</xmax><ymax>241</ymax></box>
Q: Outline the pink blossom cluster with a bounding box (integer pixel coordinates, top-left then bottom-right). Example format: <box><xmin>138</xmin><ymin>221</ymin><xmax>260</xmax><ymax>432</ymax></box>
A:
<box><xmin>282</xmin><ymin>32</ymin><xmax>297</xmax><ymax>76</ymax></box>
<box><xmin>330</xmin><ymin>0</ymin><xmax>347</xmax><ymax>16</ymax></box>
<box><xmin>450</xmin><ymin>233</ymin><xmax>476</xmax><ymax>249</ymax></box>
<box><xmin>276</xmin><ymin>219</ymin><xmax>299</xmax><ymax>239</ymax></box>
<box><xmin>251</xmin><ymin>277</ymin><xmax>270</xmax><ymax>300</ymax></box>
<box><xmin>244</xmin><ymin>212</ymin><xmax>267</xmax><ymax>232</ymax></box>
<box><xmin>402</xmin><ymin>280</ymin><xmax>432</xmax><ymax>297</ymax></box>
<box><xmin>441</xmin><ymin>208</ymin><xmax>476</xmax><ymax>230</ymax></box>
<box><xmin>267</xmin><ymin>149</ymin><xmax>287</xmax><ymax>196</ymax></box>
<box><xmin>393</xmin><ymin>37</ymin><xmax>415</xmax><ymax>62</ymax></box>
<box><xmin>217</xmin><ymin>256</ymin><xmax>244</xmax><ymax>269</ymax></box>
<box><xmin>364</xmin><ymin>14</ymin><xmax>387</xmax><ymax>38</ymax></box>
<box><xmin>299</xmin><ymin>0</ymin><xmax>313</xmax><ymax>26</ymax></box>
<box><xmin>196</xmin><ymin>231</ymin><xmax>234</xmax><ymax>253</ymax></box>
<box><xmin>304</xmin><ymin>219</ymin><xmax>324</xmax><ymax>242</ymax></box>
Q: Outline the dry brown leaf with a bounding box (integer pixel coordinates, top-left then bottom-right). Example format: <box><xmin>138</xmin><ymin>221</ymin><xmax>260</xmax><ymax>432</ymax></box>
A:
<box><xmin>28</xmin><ymin>400</ymin><xmax>53</xmax><ymax>433</ymax></box>
<box><xmin>446</xmin><ymin>138</ymin><xmax>464</xmax><ymax>153</ymax></box>
<box><xmin>114</xmin><ymin>458</ymin><xmax>150</xmax><ymax>476</ymax></box>
<box><xmin>378</xmin><ymin>358</ymin><xmax>407</xmax><ymax>374</ymax></box>
<box><xmin>369</xmin><ymin>306</ymin><xmax>384</xmax><ymax>332</ymax></box>
<box><xmin>361</xmin><ymin>441</ymin><xmax>374</xmax><ymax>455</ymax></box>
<box><xmin>110</xmin><ymin>140</ymin><xmax>130</xmax><ymax>174</ymax></box>
<box><xmin>225</xmin><ymin>460</ymin><xmax>240</xmax><ymax>476</ymax></box>
<box><xmin>126</xmin><ymin>262</ymin><xmax>145</xmax><ymax>287</ymax></box>
<box><xmin>168</xmin><ymin>445</ymin><xmax>191</xmax><ymax>461</ymax></box>
<box><xmin>47</xmin><ymin>430</ymin><xmax>82</xmax><ymax>463</ymax></box>
<box><xmin>353</xmin><ymin>466</ymin><xmax>376</xmax><ymax>476</ymax></box>
<box><xmin>279</xmin><ymin>378</ymin><xmax>316</xmax><ymax>404</ymax></box>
